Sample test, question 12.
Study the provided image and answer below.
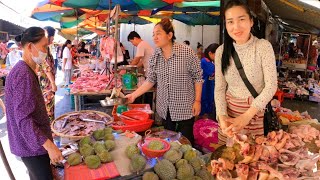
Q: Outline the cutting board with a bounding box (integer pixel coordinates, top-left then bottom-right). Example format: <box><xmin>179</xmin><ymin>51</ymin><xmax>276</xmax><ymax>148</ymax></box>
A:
<box><xmin>64</xmin><ymin>162</ymin><xmax>120</xmax><ymax>180</ymax></box>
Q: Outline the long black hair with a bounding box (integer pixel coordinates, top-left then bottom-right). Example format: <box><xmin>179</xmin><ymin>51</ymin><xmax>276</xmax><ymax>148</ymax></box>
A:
<box><xmin>221</xmin><ymin>0</ymin><xmax>253</xmax><ymax>74</ymax></box>
<box><xmin>60</xmin><ymin>39</ymin><xmax>71</xmax><ymax>58</ymax></box>
<box><xmin>204</xmin><ymin>43</ymin><xmax>219</xmax><ymax>61</ymax></box>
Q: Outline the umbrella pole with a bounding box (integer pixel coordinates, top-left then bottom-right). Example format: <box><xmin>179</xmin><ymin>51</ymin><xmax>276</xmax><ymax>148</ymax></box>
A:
<box><xmin>0</xmin><ymin>140</ymin><xmax>15</xmax><ymax>180</ymax></box>
<box><xmin>202</xmin><ymin>25</ymin><xmax>204</xmax><ymax>46</ymax></box>
<box><xmin>114</xmin><ymin>5</ymin><xmax>120</xmax><ymax>88</ymax></box>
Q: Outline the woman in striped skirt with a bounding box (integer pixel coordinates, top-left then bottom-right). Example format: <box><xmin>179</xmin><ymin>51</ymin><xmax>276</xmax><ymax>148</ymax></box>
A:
<box><xmin>215</xmin><ymin>0</ymin><xmax>277</xmax><ymax>144</ymax></box>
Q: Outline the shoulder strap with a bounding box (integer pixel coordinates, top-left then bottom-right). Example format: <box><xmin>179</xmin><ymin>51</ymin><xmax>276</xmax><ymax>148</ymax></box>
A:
<box><xmin>231</xmin><ymin>46</ymin><xmax>259</xmax><ymax>98</ymax></box>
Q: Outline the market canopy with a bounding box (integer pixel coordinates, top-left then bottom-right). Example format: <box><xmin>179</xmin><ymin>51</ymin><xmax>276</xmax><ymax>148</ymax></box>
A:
<box><xmin>264</xmin><ymin>0</ymin><xmax>320</xmax><ymax>34</ymax></box>
<box><xmin>31</xmin><ymin>0</ymin><xmax>221</xmax><ymax>33</ymax></box>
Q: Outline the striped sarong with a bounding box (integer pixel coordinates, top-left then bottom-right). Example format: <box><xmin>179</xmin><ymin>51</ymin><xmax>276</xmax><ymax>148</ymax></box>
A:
<box><xmin>218</xmin><ymin>92</ymin><xmax>264</xmax><ymax>145</ymax></box>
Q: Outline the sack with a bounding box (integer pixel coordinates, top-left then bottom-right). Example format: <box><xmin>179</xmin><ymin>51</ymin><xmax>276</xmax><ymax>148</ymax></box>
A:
<box><xmin>231</xmin><ymin>46</ymin><xmax>281</xmax><ymax>136</ymax></box>
<box><xmin>263</xmin><ymin>103</ymin><xmax>281</xmax><ymax>136</ymax></box>
<box><xmin>193</xmin><ymin>119</ymin><xmax>219</xmax><ymax>152</ymax></box>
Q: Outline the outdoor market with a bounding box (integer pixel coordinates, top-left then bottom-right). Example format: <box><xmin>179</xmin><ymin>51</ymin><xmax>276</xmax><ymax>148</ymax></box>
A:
<box><xmin>1</xmin><ymin>0</ymin><xmax>320</xmax><ymax>180</ymax></box>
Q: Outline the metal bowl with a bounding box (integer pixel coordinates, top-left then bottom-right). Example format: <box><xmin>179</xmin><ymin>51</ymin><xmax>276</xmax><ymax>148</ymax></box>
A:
<box><xmin>100</xmin><ymin>97</ymin><xmax>128</xmax><ymax>107</ymax></box>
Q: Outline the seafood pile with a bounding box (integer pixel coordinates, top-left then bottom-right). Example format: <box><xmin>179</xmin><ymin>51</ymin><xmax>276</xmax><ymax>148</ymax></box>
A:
<box><xmin>52</xmin><ymin>111</ymin><xmax>113</xmax><ymax>136</ymax></box>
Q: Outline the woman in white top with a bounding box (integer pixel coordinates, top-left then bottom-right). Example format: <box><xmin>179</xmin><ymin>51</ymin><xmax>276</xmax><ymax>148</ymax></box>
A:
<box><xmin>6</xmin><ymin>43</ymin><xmax>22</xmax><ymax>69</ymax></box>
<box><xmin>214</xmin><ymin>0</ymin><xmax>277</xmax><ymax>144</ymax></box>
<box><xmin>61</xmin><ymin>40</ymin><xmax>72</xmax><ymax>87</ymax></box>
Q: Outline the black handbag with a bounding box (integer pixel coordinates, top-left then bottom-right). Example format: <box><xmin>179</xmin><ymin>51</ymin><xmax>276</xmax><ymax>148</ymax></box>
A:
<box><xmin>231</xmin><ymin>47</ymin><xmax>281</xmax><ymax>136</ymax></box>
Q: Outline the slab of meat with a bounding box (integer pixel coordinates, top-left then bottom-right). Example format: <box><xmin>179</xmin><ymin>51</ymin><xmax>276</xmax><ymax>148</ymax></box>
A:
<box><xmin>257</xmin><ymin>162</ymin><xmax>284</xmax><ymax>180</ymax></box>
<box><xmin>216</xmin><ymin>170</ymin><xmax>232</xmax><ymax>180</ymax></box>
<box><xmin>278</xmin><ymin>149</ymin><xmax>300</xmax><ymax>166</ymax></box>
<box><xmin>235</xmin><ymin>164</ymin><xmax>249</xmax><ymax>180</ymax></box>
<box><xmin>281</xmin><ymin>167</ymin><xmax>300</xmax><ymax>180</ymax></box>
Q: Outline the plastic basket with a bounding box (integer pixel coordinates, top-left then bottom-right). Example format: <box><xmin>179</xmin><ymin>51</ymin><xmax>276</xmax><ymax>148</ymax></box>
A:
<box><xmin>120</xmin><ymin>110</ymin><xmax>149</xmax><ymax>125</ymax></box>
<box><xmin>112</xmin><ymin>119</ymin><xmax>154</xmax><ymax>133</ymax></box>
<box><xmin>112</xmin><ymin>104</ymin><xmax>152</xmax><ymax>121</ymax></box>
<box><xmin>141</xmin><ymin>138</ymin><xmax>170</xmax><ymax>158</ymax></box>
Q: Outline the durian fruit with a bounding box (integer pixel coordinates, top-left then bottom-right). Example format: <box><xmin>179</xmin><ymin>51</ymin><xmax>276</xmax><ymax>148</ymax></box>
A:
<box><xmin>97</xmin><ymin>150</ymin><xmax>113</xmax><ymax>163</ymax></box>
<box><xmin>142</xmin><ymin>172</ymin><xmax>159</xmax><ymax>180</ymax></box>
<box><xmin>93</xmin><ymin>129</ymin><xmax>105</xmax><ymax>140</ymax></box>
<box><xmin>84</xmin><ymin>155</ymin><xmax>101</xmax><ymax>169</ymax></box>
<box><xmin>185</xmin><ymin>176</ymin><xmax>202</xmax><ymax>180</ymax></box>
<box><xmin>104</xmin><ymin>133</ymin><xmax>115</xmax><ymax>141</ymax></box>
<box><xmin>154</xmin><ymin>159</ymin><xmax>176</xmax><ymax>180</ymax></box>
<box><xmin>184</xmin><ymin>150</ymin><xmax>197</xmax><ymax>162</ymax></box>
<box><xmin>103</xmin><ymin>127</ymin><xmax>113</xmax><ymax>134</ymax></box>
<box><xmin>125</xmin><ymin>144</ymin><xmax>140</xmax><ymax>159</ymax></box>
<box><xmin>93</xmin><ymin>142</ymin><xmax>106</xmax><ymax>154</ymax></box>
<box><xmin>104</xmin><ymin>140</ymin><xmax>116</xmax><ymax>151</ymax></box>
<box><xmin>67</xmin><ymin>152</ymin><xmax>82</xmax><ymax>166</ymax></box>
<box><xmin>163</xmin><ymin>149</ymin><xmax>183</xmax><ymax>163</ymax></box>
<box><xmin>79</xmin><ymin>136</ymin><xmax>92</xmax><ymax>147</ymax></box>
<box><xmin>130</xmin><ymin>154</ymin><xmax>147</xmax><ymax>173</ymax></box>
<box><xmin>175</xmin><ymin>159</ymin><xmax>189</xmax><ymax>169</ymax></box>
<box><xmin>196</xmin><ymin>168</ymin><xmax>214</xmax><ymax>180</ymax></box>
<box><xmin>180</xmin><ymin>144</ymin><xmax>192</xmax><ymax>153</ymax></box>
<box><xmin>177</xmin><ymin>164</ymin><xmax>195</xmax><ymax>180</ymax></box>
<box><xmin>170</xmin><ymin>141</ymin><xmax>181</xmax><ymax>150</ymax></box>
<box><xmin>148</xmin><ymin>140</ymin><xmax>164</xmax><ymax>150</ymax></box>
<box><xmin>189</xmin><ymin>157</ymin><xmax>206</xmax><ymax>173</ymax></box>
<box><xmin>80</xmin><ymin>144</ymin><xmax>95</xmax><ymax>158</ymax></box>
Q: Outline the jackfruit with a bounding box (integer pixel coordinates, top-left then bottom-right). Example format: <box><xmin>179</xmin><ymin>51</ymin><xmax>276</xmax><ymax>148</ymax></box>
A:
<box><xmin>84</xmin><ymin>155</ymin><xmax>101</xmax><ymax>169</ymax></box>
<box><xmin>104</xmin><ymin>133</ymin><xmax>115</xmax><ymax>141</ymax></box>
<box><xmin>130</xmin><ymin>154</ymin><xmax>147</xmax><ymax>173</ymax></box>
<box><xmin>125</xmin><ymin>144</ymin><xmax>140</xmax><ymax>159</ymax></box>
<box><xmin>93</xmin><ymin>129</ymin><xmax>105</xmax><ymax>140</ymax></box>
<box><xmin>104</xmin><ymin>140</ymin><xmax>116</xmax><ymax>151</ymax></box>
<box><xmin>142</xmin><ymin>172</ymin><xmax>159</xmax><ymax>180</ymax></box>
<box><xmin>175</xmin><ymin>159</ymin><xmax>189</xmax><ymax>169</ymax></box>
<box><xmin>148</xmin><ymin>140</ymin><xmax>164</xmax><ymax>150</ymax></box>
<box><xmin>97</xmin><ymin>150</ymin><xmax>113</xmax><ymax>163</ymax></box>
<box><xmin>189</xmin><ymin>157</ymin><xmax>205</xmax><ymax>173</ymax></box>
<box><xmin>79</xmin><ymin>136</ymin><xmax>92</xmax><ymax>147</ymax></box>
<box><xmin>154</xmin><ymin>159</ymin><xmax>176</xmax><ymax>180</ymax></box>
<box><xmin>80</xmin><ymin>144</ymin><xmax>95</xmax><ymax>158</ymax></box>
<box><xmin>180</xmin><ymin>144</ymin><xmax>192</xmax><ymax>153</ymax></box>
<box><xmin>177</xmin><ymin>164</ymin><xmax>195</xmax><ymax>180</ymax></box>
<box><xmin>163</xmin><ymin>149</ymin><xmax>183</xmax><ymax>163</ymax></box>
<box><xmin>67</xmin><ymin>152</ymin><xmax>82</xmax><ymax>166</ymax></box>
<box><xmin>196</xmin><ymin>168</ymin><xmax>214</xmax><ymax>180</ymax></box>
<box><xmin>184</xmin><ymin>150</ymin><xmax>197</xmax><ymax>162</ymax></box>
<box><xmin>93</xmin><ymin>142</ymin><xmax>106</xmax><ymax>154</ymax></box>
<box><xmin>103</xmin><ymin>127</ymin><xmax>113</xmax><ymax>134</ymax></box>
<box><xmin>170</xmin><ymin>141</ymin><xmax>181</xmax><ymax>150</ymax></box>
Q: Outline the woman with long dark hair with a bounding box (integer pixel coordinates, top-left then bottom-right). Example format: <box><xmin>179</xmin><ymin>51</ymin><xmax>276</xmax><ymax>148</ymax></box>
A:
<box><xmin>215</xmin><ymin>0</ymin><xmax>277</xmax><ymax>144</ymax></box>
<box><xmin>200</xmin><ymin>43</ymin><xmax>219</xmax><ymax>117</ymax></box>
<box><xmin>6</xmin><ymin>27</ymin><xmax>63</xmax><ymax>179</ymax></box>
<box><xmin>61</xmin><ymin>39</ymin><xmax>72</xmax><ymax>87</ymax></box>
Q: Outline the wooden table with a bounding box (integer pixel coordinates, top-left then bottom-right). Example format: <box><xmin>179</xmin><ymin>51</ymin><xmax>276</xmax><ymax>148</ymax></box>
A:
<box><xmin>70</xmin><ymin>88</ymin><xmax>156</xmax><ymax>117</ymax></box>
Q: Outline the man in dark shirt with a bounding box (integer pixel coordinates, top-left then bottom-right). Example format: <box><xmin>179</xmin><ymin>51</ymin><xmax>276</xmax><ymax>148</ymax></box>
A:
<box><xmin>78</xmin><ymin>41</ymin><xmax>89</xmax><ymax>58</ymax></box>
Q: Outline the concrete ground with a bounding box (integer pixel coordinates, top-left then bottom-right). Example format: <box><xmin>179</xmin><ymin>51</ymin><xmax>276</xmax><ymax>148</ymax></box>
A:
<box><xmin>1</xmin><ymin>69</ymin><xmax>320</xmax><ymax>179</ymax></box>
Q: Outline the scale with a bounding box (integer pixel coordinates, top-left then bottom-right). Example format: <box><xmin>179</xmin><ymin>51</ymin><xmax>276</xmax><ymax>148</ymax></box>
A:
<box><xmin>118</xmin><ymin>65</ymin><xmax>138</xmax><ymax>90</ymax></box>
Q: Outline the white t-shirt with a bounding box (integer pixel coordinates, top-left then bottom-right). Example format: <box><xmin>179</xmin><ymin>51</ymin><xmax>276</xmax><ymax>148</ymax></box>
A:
<box><xmin>62</xmin><ymin>47</ymin><xmax>72</xmax><ymax>70</ymax></box>
<box><xmin>136</xmin><ymin>41</ymin><xmax>154</xmax><ymax>72</ymax></box>
<box><xmin>6</xmin><ymin>50</ymin><xmax>22</xmax><ymax>68</ymax></box>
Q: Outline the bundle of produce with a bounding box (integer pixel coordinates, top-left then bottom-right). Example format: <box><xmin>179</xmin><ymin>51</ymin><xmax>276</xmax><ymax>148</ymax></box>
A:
<box><xmin>276</xmin><ymin>107</ymin><xmax>312</xmax><ymax>125</ymax></box>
